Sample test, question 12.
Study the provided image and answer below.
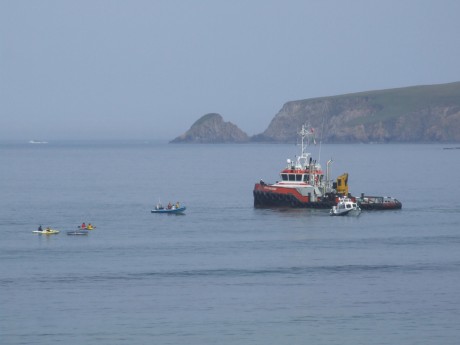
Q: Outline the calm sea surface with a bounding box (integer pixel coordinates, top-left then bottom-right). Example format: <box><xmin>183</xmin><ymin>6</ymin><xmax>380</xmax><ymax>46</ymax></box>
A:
<box><xmin>1</xmin><ymin>141</ymin><xmax>460</xmax><ymax>345</ymax></box>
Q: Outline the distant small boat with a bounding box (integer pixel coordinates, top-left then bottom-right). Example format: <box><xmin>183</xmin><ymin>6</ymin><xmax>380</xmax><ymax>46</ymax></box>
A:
<box><xmin>67</xmin><ymin>230</ymin><xmax>89</xmax><ymax>235</ymax></box>
<box><xmin>29</xmin><ymin>140</ymin><xmax>48</xmax><ymax>144</ymax></box>
<box><xmin>33</xmin><ymin>228</ymin><xmax>60</xmax><ymax>234</ymax></box>
<box><xmin>151</xmin><ymin>201</ymin><xmax>186</xmax><ymax>214</ymax></box>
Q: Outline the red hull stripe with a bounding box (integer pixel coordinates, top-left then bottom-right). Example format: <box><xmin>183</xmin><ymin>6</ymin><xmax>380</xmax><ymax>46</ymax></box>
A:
<box><xmin>254</xmin><ymin>183</ymin><xmax>310</xmax><ymax>202</ymax></box>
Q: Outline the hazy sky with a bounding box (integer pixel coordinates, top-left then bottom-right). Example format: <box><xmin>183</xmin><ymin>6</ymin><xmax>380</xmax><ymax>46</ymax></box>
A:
<box><xmin>1</xmin><ymin>0</ymin><xmax>460</xmax><ymax>140</ymax></box>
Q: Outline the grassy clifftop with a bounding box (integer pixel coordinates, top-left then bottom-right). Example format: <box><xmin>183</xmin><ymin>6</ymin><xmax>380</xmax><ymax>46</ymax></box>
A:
<box><xmin>339</xmin><ymin>82</ymin><xmax>460</xmax><ymax>125</ymax></box>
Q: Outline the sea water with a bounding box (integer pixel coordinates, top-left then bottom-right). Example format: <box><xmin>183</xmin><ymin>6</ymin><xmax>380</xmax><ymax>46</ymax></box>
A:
<box><xmin>1</xmin><ymin>141</ymin><xmax>459</xmax><ymax>345</ymax></box>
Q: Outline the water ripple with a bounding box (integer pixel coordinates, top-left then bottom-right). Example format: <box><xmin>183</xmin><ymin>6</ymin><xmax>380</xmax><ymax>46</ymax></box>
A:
<box><xmin>2</xmin><ymin>262</ymin><xmax>459</xmax><ymax>287</ymax></box>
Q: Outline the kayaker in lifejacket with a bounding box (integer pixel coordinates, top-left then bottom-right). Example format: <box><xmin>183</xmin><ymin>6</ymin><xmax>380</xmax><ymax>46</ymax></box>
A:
<box><xmin>87</xmin><ymin>223</ymin><xmax>93</xmax><ymax>230</ymax></box>
<box><xmin>81</xmin><ymin>222</ymin><xmax>86</xmax><ymax>229</ymax></box>
<box><xmin>176</xmin><ymin>202</ymin><xmax>180</xmax><ymax>208</ymax></box>
<box><xmin>38</xmin><ymin>225</ymin><xmax>43</xmax><ymax>232</ymax></box>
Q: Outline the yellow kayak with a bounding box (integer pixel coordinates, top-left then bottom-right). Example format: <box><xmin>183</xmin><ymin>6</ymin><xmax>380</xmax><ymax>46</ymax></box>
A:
<box><xmin>79</xmin><ymin>225</ymin><xmax>95</xmax><ymax>230</ymax></box>
<box><xmin>78</xmin><ymin>223</ymin><xmax>96</xmax><ymax>230</ymax></box>
<box><xmin>33</xmin><ymin>229</ymin><xmax>60</xmax><ymax>235</ymax></box>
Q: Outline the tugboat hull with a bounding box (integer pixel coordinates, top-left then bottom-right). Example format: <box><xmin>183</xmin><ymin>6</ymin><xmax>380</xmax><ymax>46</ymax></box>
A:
<box><xmin>253</xmin><ymin>184</ymin><xmax>337</xmax><ymax>209</ymax></box>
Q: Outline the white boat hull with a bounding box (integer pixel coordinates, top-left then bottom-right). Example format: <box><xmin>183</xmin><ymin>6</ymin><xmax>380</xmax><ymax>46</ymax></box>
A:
<box><xmin>330</xmin><ymin>197</ymin><xmax>361</xmax><ymax>216</ymax></box>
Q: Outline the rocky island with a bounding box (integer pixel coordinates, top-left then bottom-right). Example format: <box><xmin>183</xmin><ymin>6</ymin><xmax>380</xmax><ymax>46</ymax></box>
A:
<box><xmin>170</xmin><ymin>113</ymin><xmax>249</xmax><ymax>143</ymax></box>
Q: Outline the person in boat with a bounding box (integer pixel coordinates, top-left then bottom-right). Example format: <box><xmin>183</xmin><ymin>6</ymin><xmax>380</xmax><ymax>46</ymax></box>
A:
<box><xmin>81</xmin><ymin>222</ymin><xmax>86</xmax><ymax>229</ymax></box>
<box><xmin>38</xmin><ymin>225</ymin><xmax>43</xmax><ymax>232</ymax></box>
<box><xmin>87</xmin><ymin>223</ymin><xmax>93</xmax><ymax>230</ymax></box>
<box><xmin>175</xmin><ymin>202</ymin><xmax>180</xmax><ymax>208</ymax></box>
<box><xmin>167</xmin><ymin>202</ymin><xmax>172</xmax><ymax>209</ymax></box>
<box><xmin>45</xmin><ymin>227</ymin><xmax>51</xmax><ymax>232</ymax></box>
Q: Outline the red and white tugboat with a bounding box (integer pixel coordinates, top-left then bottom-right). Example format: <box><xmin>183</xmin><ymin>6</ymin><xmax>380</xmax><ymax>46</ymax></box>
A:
<box><xmin>253</xmin><ymin>125</ymin><xmax>351</xmax><ymax>209</ymax></box>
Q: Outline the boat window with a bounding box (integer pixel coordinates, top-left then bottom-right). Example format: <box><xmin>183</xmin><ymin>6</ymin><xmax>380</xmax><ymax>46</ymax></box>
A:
<box><xmin>288</xmin><ymin>174</ymin><xmax>295</xmax><ymax>181</ymax></box>
<box><xmin>281</xmin><ymin>174</ymin><xmax>287</xmax><ymax>181</ymax></box>
<box><xmin>303</xmin><ymin>175</ymin><xmax>309</xmax><ymax>182</ymax></box>
<box><xmin>296</xmin><ymin>174</ymin><xmax>302</xmax><ymax>181</ymax></box>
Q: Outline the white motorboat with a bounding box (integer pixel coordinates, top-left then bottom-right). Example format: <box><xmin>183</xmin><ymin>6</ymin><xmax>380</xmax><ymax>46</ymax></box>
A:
<box><xmin>330</xmin><ymin>197</ymin><xmax>361</xmax><ymax>216</ymax></box>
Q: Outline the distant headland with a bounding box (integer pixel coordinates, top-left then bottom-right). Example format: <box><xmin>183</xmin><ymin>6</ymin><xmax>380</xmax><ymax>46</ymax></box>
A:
<box><xmin>171</xmin><ymin>81</ymin><xmax>460</xmax><ymax>143</ymax></box>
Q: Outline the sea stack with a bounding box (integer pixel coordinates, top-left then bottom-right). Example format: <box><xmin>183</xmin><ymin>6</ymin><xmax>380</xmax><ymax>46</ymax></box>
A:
<box><xmin>170</xmin><ymin>113</ymin><xmax>249</xmax><ymax>143</ymax></box>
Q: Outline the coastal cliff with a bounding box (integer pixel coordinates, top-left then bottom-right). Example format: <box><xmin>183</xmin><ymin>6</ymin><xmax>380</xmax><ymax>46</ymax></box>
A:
<box><xmin>253</xmin><ymin>82</ymin><xmax>460</xmax><ymax>143</ymax></box>
<box><xmin>170</xmin><ymin>113</ymin><xmax>249</xmax><ymax>143</ymax></box>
